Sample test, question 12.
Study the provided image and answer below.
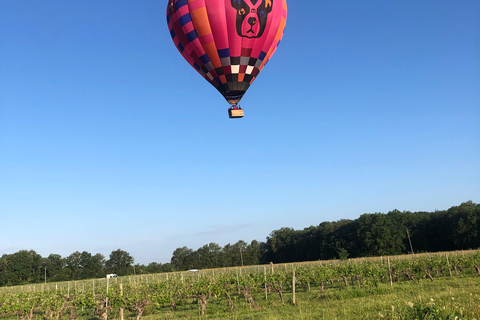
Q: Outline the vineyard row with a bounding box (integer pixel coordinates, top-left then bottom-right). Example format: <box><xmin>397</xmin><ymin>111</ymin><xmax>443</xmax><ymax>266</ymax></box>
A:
<box><xmin>1</xmin><ymin>250</ymin><xmax>479</xmax><ymax>319</ymax></box>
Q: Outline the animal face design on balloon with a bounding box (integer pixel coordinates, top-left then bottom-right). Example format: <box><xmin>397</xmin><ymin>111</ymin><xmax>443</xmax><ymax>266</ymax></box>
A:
<box><xmin>231</xmin><ymin>0</ymin><xmax>273</xmax><ymax>38</ymax></box>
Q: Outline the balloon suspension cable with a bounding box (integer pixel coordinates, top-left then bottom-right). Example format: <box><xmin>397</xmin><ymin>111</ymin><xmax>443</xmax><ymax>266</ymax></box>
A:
<box><xmin>229</xmin><ymin>103</ymin><xmax>241</xmax><ymax>110</ymax></box>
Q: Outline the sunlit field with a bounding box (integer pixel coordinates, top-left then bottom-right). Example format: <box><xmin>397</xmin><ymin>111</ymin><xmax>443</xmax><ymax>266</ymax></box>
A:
<box><xmin>1</xmin><ymin>251</ymin><xmax>479</xmax><ymax>320</ymax></box>
<box><xmin>119</xmin><ymin>275</ymin><xmax>479</xmax><ymax>320</ymax></box>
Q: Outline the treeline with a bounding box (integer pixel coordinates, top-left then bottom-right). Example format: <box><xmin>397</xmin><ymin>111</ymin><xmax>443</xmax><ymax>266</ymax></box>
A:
<box><xmin>1</xmin><ymin>201</ymin><xmax>478</xmax><ymax>286</ymax></box>
<box><xmin>170</xmin><ymin>201</ymin><xmax>479</xmax><ymax>268</ymax></box>
<box><xmin>0</xmin><ymin>249</ymin><xmax>174</xmax><ymax>287</ymax></box>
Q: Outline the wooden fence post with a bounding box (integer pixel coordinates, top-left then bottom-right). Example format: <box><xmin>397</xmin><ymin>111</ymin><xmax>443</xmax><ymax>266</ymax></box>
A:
<box><xmin>446</xmin><ymin>254</ymin><xmax>452</xmax><ymax>277</ymax></box>
<box><xmin>387</xmin><ymin>257</ymin><xmax>393</xmax><ymax>286</ymax></box>
<box><xmin>105</xmin><ymin>277</ymin><xmax>109</xmax><ymax>320</ymax></box>
<box><xmin>292</xmin><ymin>268</ymin><xmax>296</xmax><ymax>305</ymax></box>
<box><xmin>119</xmin><ymin>283</ymin><xmax>124</xmax><ymax>320</ymax></box>
<box><xmin>236</xmin><ymin>269</ymin><xmax>240</xmax><ymax>294</ymax></box>
<box><xmin>264</xmin><ymin>267</ymin><xmax>267</xmax><ymax>300</ymax></box>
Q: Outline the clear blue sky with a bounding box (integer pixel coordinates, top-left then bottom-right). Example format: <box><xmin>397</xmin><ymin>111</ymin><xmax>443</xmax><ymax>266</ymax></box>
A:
<box><xmin>1</xmin><ymin>0</ymin><xmax>479</xmax><ymax>264</ymax></box>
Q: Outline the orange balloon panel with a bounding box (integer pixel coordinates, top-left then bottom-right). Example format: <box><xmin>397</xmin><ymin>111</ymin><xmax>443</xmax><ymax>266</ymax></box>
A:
<box><xmin>167</xmin><ymin>0</ymin><xmax>287</xmax><ymax>104</ymax></box>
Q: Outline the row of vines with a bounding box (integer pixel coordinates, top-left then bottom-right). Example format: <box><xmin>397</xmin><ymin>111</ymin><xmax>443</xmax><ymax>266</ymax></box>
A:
<box><xmin>1</xmin><ymin>251</ymin><xmax>479</xmax><ymax>319</ymax></box>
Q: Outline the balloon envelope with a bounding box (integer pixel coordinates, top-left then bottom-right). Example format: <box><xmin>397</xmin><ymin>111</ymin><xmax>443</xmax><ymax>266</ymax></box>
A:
<box><xmin>167</xmin><ymin>0</ymin><xmax>287</xmax><ymax>105</ymax></box>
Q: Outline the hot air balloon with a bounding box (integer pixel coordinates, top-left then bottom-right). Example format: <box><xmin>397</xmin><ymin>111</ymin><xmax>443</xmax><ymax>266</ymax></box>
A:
<box><xmin>166</xmin><ymin>0</ymin><xmax>287</xmax><ymax>118</ymax></box>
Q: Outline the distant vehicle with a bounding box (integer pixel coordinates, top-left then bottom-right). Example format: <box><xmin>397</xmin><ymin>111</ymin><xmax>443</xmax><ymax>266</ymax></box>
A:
<box><xmin>187</xmin><ymin>269</ymin><xmax>199</xmax><ymax>272</ymax></box>
<box><xmin>106</xmin><ymin>274</ymin><xmax>118</xmax><ymax>279</ymax></box>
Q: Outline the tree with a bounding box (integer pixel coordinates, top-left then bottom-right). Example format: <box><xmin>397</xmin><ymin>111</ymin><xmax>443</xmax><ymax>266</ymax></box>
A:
<box><xmin>3</xmin><ymin>250</ymin><xmax>43</xmax><ymax>285</ymax></box>
<box><xmin>90</xmin><ymin>253</ymin><xmax>106</xmax><ymax>278</ymax></box>
<box><xmin>105</xmin><ymin>249</ymin><xmax>134</xmax><ymax>276</ymax></box>
<box><xmin>144</xmin><ymin>262</ymin><xmax>174</xmax><ymax>273</ymax></box>
<box><xmin>356</xmin><ymin>212</ymin><xmax>406</xmax><ymax>256</ymax></box>
<box><xmin>45</xmin><ymin>254</ymin><xmax>66</xmax><ymax>282</ymax></box>
<box><xmin>0</xmin><ymin>255</ymin><xmax>10</xmax><ymax>286</ymax></box>
<box><xmin>145</xmin><ymin>262</ymin><xmax>161</xmax><ymax>273</ymax></box>
<box><xmin>196</xmin><ymin>243</ymin><xmax>222</xmax><ymax>269</ymax></box>
<box><xmin>220</xmin><ymin>243</ymin><xmax>233</xmax><ymax>267</ymax></box>
<box><xmin>293</xmin><ymin>226</ymin><xmax>317</xmax><ymax>262</ymax></box>
<box><xmin>78</xmin><ymin>252</ymin><xmax>105</xmax><ymax>279</ymax></box>
<box><xmin>65</xmin><ymin>251</ymin><xmax>82</xmax><ymax>280</ymax></box>
<box><xmin>171</xmin><ymin>246</ymin><xmax>194</xmax><ymax>270</ymax></box>
<box><xmin>265</xmin><ymin>228</ymin><xmax>299</xmax><ymax>263</ymax></box>
<box><xmin>449</xmin><ymin>201</ymin><xmax>480</xmax><ymax>249</ymax></box>
<box><xmin>221</xmin><ymin>241</ymin><xmax>247</xmax><ymax>267</ymax></box>
<box><xmin>244</xmin><ymin>240</ymin><xmax>262</xmax><ymax>265</ymax></box>
<box><xmin>312</xmin><ymin>220</ymin><xmax>357</xmax><ymax>260</ymax></box>
<box><xmin>78</xmin><ymin>251</ymin><xmax>93</xmax><ymax>279</ymax></box>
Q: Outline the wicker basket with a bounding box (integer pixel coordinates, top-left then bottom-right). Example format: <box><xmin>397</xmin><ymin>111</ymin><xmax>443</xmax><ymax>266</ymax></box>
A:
<box><xmin>228</xmin><ymin>109</ymin><xmax>244</xmax><ymax>118</ymax></box>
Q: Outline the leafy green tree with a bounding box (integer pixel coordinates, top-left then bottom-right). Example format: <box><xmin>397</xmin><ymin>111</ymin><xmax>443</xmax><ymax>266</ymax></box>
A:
<box><xmin>105</xmin><ymin>249</ymin><xmax>134</xmax><ymax>276</ymax></box>
<box><xmin>222</xmin><ymin>240</ymin><xmax>248</xmax><ymax>267</ymax></box>
<box><xmin>196</xmin><ymin>243</ymin><xmax>222</xmax><ymax>269</ymax></box>
<box><xmin>293</xmin><ymin>226</ymin><xmax>317</xmax><ymax>262</ymax></box>
<box><xmin>90</xmin><ymin>253</ymin><xmax>106</xmax><ymax>278</ymax></box>
<box><xmin>0</xmin><ymin>255</ymin><xmax>10</xmax><ymax>286</ymax></box>
<box><xmin>78</xmin><ymin>251</ymin><xmax>93</xmax><ymax>279</ymax></box>
<box><xmin>160</xmin><ymin>262</ymin><xmax>174</xmax><ymax>272</ymax></box>
<box><xmin>171</xmin><ymin>246</ymin><xmax>194</xmax><ymax>270</ymax></box>
<box><xmin>75</xmin><ymin>252</ymin><xmax>105</xmax><ymax>279</ymax></box>
<box><xmin>232</xmin><ymin>240</ymin><xmax>248</xmax><ymax>266</ymax></box>
<box><xmin>356</xmin><ymin>212</ymin><xmax>406</xmax><ymax>256</ymax></box>
<box><xmin>45</xmin><ymin>254</ymin><xmax>66</xmax><ymax>282</ymax></box>
<box><xmin>65</xmin><ymin>251</ymin><xmax>82</xmax><ymax>280</ymax></box>
<box><xmin>145</xmin><ymin>262</ymin><xmax>174</xmax><ymax>273</ymax></box>
<box><xmin>3</xmin><ymin>250</ymin><xmax>43</xmax><ymax>285</ymax></box>
<box><xmin>314</xmin><ymin>219</ymin><xmax>357</xmax><ymax>260</ymax></box>
<box><xmin>448</xmin><ymin>201</ymin><xmax>480</xmax><ymax>249</ymax></box>
<box><xmin>264</xmin><ymin>227</ymin><xmax>299</xmax><ymax>263</ymax></box>
<box><xmin>220</xmin><ymin>243</ymin><xmax>234</xmax><ymax>267</ymax></box>
<box><xmin>244</xmin><ymin>240</ymin><xmax>262</xmax><ymax>265</ymax></box>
